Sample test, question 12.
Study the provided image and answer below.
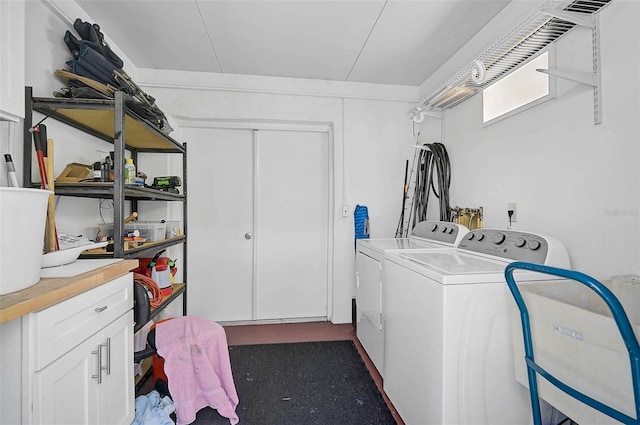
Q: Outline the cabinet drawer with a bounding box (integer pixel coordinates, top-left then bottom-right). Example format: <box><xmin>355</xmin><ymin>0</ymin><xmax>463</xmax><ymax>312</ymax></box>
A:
<box><xmin>27</xmin><ymin>273</ymin><xmax>133</xmax><ymax>371</ymax></box>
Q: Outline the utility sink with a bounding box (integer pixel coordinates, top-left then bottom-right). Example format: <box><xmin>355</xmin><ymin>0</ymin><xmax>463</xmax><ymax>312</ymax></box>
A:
<box><xmin>507</xmin><ymin>276</ymin><xmax>639</xmax><ymax>425</ymax></box>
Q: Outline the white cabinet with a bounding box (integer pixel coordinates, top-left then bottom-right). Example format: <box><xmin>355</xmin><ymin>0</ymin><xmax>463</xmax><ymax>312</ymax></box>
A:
<box><xmin>0</xmin><ymin>0</ymin><xmax>25</xmax><ymax>121</ymax></box>
<box><xmin>23</xmin><ymin>274</ymin><xmax>134</xmax><ymax>425</ymax></box>
<box><xmin>32</xmin><ymin>333</ymin><xmax>97</xmax><ymax>424</ymax></box>
<box><xmin>355</xmin><ymin>250</ymin><xmax>384</xmax><ymax>376</ymax></box>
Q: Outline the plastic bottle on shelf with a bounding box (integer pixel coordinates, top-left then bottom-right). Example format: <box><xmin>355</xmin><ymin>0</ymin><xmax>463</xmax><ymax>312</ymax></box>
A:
<box><xmin>92</xmin><ymin>161</ymin><xmax>102</xmax><ymax>182</ymax></box>
<box><xmin>124</xmin><ymin>158</ymin><xmax>136</xmax><ymax>184</ymax></box>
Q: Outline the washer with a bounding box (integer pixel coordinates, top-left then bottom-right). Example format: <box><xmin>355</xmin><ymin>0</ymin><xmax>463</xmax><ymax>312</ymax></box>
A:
<box><xmin>355</xmin><ymin>220</ymin><xmax>469</xmax><ymax>377</ymax></box>
<box><xmin>383</xmin><ymin>228</ymin><xmax>570</xmax><ymax>425</ymax></box>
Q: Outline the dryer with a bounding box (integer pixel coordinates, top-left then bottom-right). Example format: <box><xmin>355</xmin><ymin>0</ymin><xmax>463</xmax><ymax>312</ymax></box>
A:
<box><xmin>355</xmin><ymin>220</ymin><xmax>469</xmax><ymax>377</ymax></box>
<box><xmin>383</xmin><ymin>228</ymin><xmax>570</xmax><ymax>425</ymax></box>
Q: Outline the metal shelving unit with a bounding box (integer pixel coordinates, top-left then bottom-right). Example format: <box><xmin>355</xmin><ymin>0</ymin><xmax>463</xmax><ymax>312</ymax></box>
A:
<box><xmin>23</xmin><ymin>86</ymin><xmax>188</xmax><ymax>313</ymax></box>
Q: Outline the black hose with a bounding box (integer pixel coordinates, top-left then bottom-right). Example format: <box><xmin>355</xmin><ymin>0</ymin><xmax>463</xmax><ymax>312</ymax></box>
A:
<box><xmin>411</xmin><ymin>142</ymin><xmax>451</xmax><ymax>230</ymax></box>
<box><xmin>133</xmin><ymin>346</ymin><xmax>157</xmax><ymax>363</ymax></box>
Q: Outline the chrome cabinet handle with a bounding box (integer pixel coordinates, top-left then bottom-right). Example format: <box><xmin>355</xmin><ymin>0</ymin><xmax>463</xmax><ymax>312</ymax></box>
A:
<box><xmin>244</xmin><ymin>232</ymin><xmax>252</xmax><ymax>240</ymax></box>
<box><xmin>105</xmin><ymin>337</ymin><xmax>111</xmax><ymax>375</ymax></box>
<box><xmin>92</xmin><ymin>340</ymin><xmax>110</xmax><ymax>383</ymax></box>
<box><xmin>94</xmin><ymin>306</ymin><xmax>108</xmax><ymax>313</ymax></box>
<box><xmin>92</xmin><ymin>346</ymin><xmax>103</xmax><ymax>384</ymax></box>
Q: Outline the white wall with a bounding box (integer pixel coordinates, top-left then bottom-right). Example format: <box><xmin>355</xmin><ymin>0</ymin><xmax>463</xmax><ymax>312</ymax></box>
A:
<box><xmin>16</xmin><ymin>0</ymin><xmax>187</xmax><ymax>271</ymax></box>
<box><xmin>418</xmin><ymin>0</ymin><xmax>640</xmax><ymax>280</ymax></box>
<box><xmin>17</xmin><ymin>0</ymin><xmax>418</xmax><ymax>324</ymax></box>
<box><xmin>18</xmin><ymin>0</ymin><xmax>143</xmax><ymax>239</ymax></box>
<box><xmin>135</xmin><ymin>73</ymin><xmax>417</xmax><ymax>322</ymax></box>
<box><xmin>13</xmin><ymin>0</ymin><xmax>638</xmax><ymax>317</ymax></box>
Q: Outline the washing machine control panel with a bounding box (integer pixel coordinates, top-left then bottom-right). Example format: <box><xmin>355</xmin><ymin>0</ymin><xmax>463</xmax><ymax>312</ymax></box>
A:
<box><xmin>458</xmin><ymin>229</ymin><xmax>549</xmax><ymax>263</ymax></box>
<box><xmin>411</xmin><ymin>220</ymin><xmax>469</xmax><ymax>245</ymax></box>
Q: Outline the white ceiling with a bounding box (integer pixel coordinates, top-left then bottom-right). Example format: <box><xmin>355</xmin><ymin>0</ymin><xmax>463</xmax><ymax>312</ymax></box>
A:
<box><xmin>76</xmin><ymin>0</ymin><xmax>510</xmax><ymax>86</ymax></box>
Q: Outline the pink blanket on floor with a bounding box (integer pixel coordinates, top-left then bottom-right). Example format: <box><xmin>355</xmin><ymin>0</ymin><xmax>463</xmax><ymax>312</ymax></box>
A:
<box><xmin>155</xmin><ymin>316</ymin><xmax>239</xmax><ymax>425</ymax></box>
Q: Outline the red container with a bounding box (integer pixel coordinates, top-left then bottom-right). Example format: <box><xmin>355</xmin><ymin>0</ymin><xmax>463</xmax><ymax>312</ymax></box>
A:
<box><xmin>133</xmin><ymin>257</ymin><xmax>177</xmax><ymax>297</ymax></box>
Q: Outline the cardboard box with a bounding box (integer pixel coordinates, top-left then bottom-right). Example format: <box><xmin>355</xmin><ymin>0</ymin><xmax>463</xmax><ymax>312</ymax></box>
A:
<box><xmin>57</xmin><ymin>162</ymin><xmax>92</xmax><ymax>183</ymax></box>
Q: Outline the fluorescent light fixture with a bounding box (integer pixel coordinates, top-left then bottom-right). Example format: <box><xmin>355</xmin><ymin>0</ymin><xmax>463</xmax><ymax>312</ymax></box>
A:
<box><xmin>430</xmin><ymin>86</ymin><xmax>476</xmax><ymax>109</ymax></box>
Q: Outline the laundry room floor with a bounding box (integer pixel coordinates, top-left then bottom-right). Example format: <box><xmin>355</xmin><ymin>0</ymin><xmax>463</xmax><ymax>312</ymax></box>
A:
<box><xmin>137</xmin><ymin>320</ymin><xmax>404</xmax><ymax>424</ymax></box>
<box><xmin>224</xmin><ymin>321</ymin><xmax>404</xmax><ymax>424</ymax></box>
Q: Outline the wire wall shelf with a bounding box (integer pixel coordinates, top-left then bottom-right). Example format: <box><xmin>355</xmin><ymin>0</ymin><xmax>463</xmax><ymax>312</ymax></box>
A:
<box><xmin>416</xmin><ymin>0</ymin><xmax>612</xmax><ymax>123</ymax></box>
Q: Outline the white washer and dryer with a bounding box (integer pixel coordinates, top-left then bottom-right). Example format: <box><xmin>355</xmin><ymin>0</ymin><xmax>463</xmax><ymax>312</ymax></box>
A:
<box><xmin>383</xmin><ymin>228</ymin><xmax>571</xmax><ymax>425</ymax></box>
<box><xmin>355</xmin><ymin>220</ymin><xmax>469</xmax><ymax>377</ymax></box>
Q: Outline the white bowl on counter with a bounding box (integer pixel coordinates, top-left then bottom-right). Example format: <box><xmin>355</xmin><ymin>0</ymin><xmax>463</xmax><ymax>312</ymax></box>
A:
<box><xmin>41</xmin><ymin>242</ymin><xmax>108</xmax><ymax>268</ymax></box>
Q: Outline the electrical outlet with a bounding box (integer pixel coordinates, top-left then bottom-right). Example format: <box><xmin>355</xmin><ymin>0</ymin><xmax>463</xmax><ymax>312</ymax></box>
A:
<box><xmin>507</xmin><ymin>202</ymin><xmax>517</xmax><ymax>222</ymax></box>
<box><xmin>342</xmin><ymin>205</ymin><xmax>349</xmax><ymax>217</ymax></box>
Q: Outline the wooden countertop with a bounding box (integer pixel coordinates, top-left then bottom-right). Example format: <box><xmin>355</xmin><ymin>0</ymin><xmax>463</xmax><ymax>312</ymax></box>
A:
<box><xmin>0</xmin><ymin>259</ymin><xmax>138</xmax><ymax>325</ymax></box>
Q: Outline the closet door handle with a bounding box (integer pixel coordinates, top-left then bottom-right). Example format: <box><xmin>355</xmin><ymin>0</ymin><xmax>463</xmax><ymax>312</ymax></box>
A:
<box><xmin>244</xmin><ymin>232</ymin><xmax>252</xmax><ymax>240</ymax></box>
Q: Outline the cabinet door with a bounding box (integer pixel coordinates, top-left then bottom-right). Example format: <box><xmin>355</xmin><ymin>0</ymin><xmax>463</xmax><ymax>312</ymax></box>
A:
<box><xmin>32</xmin><ymin>337</ymin><xmax>98</xmax><ymax>425</ymax></box>
<box><xmin>97</xmin><ymin>311</ymin><xmax>134</xmax><ymax>425</ymax></box>
<box><xmin>31</xmin><ymin>311</ymin><xmax>133</xmax><ymax>425</ymax></box>
<box><xmin>355</xmin><ymin>251</ymin><xmax>384</xmax><ymax>375</ymax></box>
<box><xmin>0</xmin><ymin>0</ymin><xmax>25</xmax><ymax>121</ymax></box>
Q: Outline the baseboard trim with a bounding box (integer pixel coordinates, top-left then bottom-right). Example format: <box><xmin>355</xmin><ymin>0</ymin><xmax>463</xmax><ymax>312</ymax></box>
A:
<box><xmin>220</xmin><ymin>317</ymin><xmax>329</xmax><ymax>326</ymax></box>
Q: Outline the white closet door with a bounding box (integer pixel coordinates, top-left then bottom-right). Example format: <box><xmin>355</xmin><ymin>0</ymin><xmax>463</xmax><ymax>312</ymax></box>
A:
<box><xmin>186</xmin><ymin>126</ymin><xmax>329</xmax><ymax>322</ymax></box>
<box><xmin>254</xmin><ymin>130</ymin><xmax>329</xmax><ymax>320</ymax></box>
<box><xmin>186</xmin><ymin>127</ymin><xmax>255</xmax><ymax>322</ymax></box>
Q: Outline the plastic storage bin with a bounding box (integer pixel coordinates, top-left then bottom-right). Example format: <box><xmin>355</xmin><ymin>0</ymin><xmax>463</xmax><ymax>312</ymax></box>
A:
<box><xmin>99</xmin><ymin>221</ymin><xmax>167</xmax><ymax>241</ymax></box>
<box><xmin>164</xmin><ymin>221</ymin><xmax>181</xmax><ymax>239</ymax></box>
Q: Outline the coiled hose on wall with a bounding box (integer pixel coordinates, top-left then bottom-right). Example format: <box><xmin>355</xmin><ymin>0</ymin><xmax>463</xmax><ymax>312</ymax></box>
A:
<box><xmin>410</xmin><ymin>142</ymin><xmax>452</xmax><ymax>229</ymax></box>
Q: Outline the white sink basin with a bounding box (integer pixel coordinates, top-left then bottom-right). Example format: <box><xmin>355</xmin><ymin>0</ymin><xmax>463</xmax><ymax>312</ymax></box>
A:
<box><xmin>508</xmin><ymin>278</ymin><xmax>639</xmax><ymax>425</ymax></box>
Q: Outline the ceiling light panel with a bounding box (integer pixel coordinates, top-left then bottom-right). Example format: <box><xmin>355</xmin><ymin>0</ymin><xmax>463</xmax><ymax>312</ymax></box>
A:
<box><xmin>195</xmin><ymin>0</ymin><xmax>386</xmax><ymax>81</ymax></box>
<box><xmin>349</xmin><ymin>0</ymin><xmax>510</xmax><ymax>86</ymax></box>
<box><xmin>77</xmin><ymin>0</ymin><xmax>222</xmax><ymax>73</ymax></box>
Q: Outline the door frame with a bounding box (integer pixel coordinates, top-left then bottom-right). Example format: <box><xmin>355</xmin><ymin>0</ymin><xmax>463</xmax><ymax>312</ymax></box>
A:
<box><xmin>176</xmin><ymin>117</ymin><xmax>336</xmax><ymax>322</ymax></box>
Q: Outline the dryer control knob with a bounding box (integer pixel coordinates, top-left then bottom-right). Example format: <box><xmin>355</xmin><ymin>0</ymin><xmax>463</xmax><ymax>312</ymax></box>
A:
<box><xmin>429</xmin><ymin>223</ymin><xmax>438</xmax><ymax>232</ymax></box>
<box><xmin>492</xmin><ymin>233</ymin><xmax>506</xmax><ymax>244</ymax></box>
<box><xmin>447</xmin><ymin>227</ymin><xmax>454</xmax><ymax>234</ymax></box>
<box><xmin>441</xmin><ymin>227</ymin><xmax>448</xmax><ymax>233</ymax></box>
<box><xmin>528</xmin><ymin>240</ymin><xmax>541</xmax><ymax>250</ymax></box>
<box><xmin>467</xmin><ymin>233</ymin><xmax>475</xmax><ymax>240</ymax></box>
<box><xmin>515</xmin><ymin>238</ymin><xmax>526</xmax><ymax>248</ymax></box>
<box><xmin>475</xmin><ymin>233</ymin><xmax>485</xmax><ymax>241</ymax></box>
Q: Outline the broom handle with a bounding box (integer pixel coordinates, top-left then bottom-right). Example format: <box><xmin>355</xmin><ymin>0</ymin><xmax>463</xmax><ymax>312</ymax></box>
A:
<box><xmin>45</xmin><ymin>138</ymin><xmax>58</xmax><ymax>252</ymax></box>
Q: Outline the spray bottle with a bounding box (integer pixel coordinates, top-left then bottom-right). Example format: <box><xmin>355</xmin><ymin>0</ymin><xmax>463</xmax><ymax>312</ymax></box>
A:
<box><xmin>4</xmin><ymin>154</ymin><xmax>20</xmax><ymax>187</ymax></box>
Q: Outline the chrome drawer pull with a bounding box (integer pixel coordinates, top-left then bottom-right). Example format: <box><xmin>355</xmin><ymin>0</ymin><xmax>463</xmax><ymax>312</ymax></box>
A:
<box><xmin>94</xmin><ymin>305</ymin><xmax>108</xmax><ymax>313</ymax></box>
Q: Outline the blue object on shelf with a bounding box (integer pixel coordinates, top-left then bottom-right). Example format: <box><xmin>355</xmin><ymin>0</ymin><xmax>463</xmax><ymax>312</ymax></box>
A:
<box><xmin>504</xmin><ymin>262</ymin><xmax>640</xmax><ymax>425</ymax></box>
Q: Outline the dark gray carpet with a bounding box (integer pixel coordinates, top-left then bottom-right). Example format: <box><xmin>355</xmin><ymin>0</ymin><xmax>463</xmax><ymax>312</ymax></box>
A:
<box><xmin>193</xmin><ymin>340</ymin><xmax>396</xmax><ymax>425</ymax></box>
